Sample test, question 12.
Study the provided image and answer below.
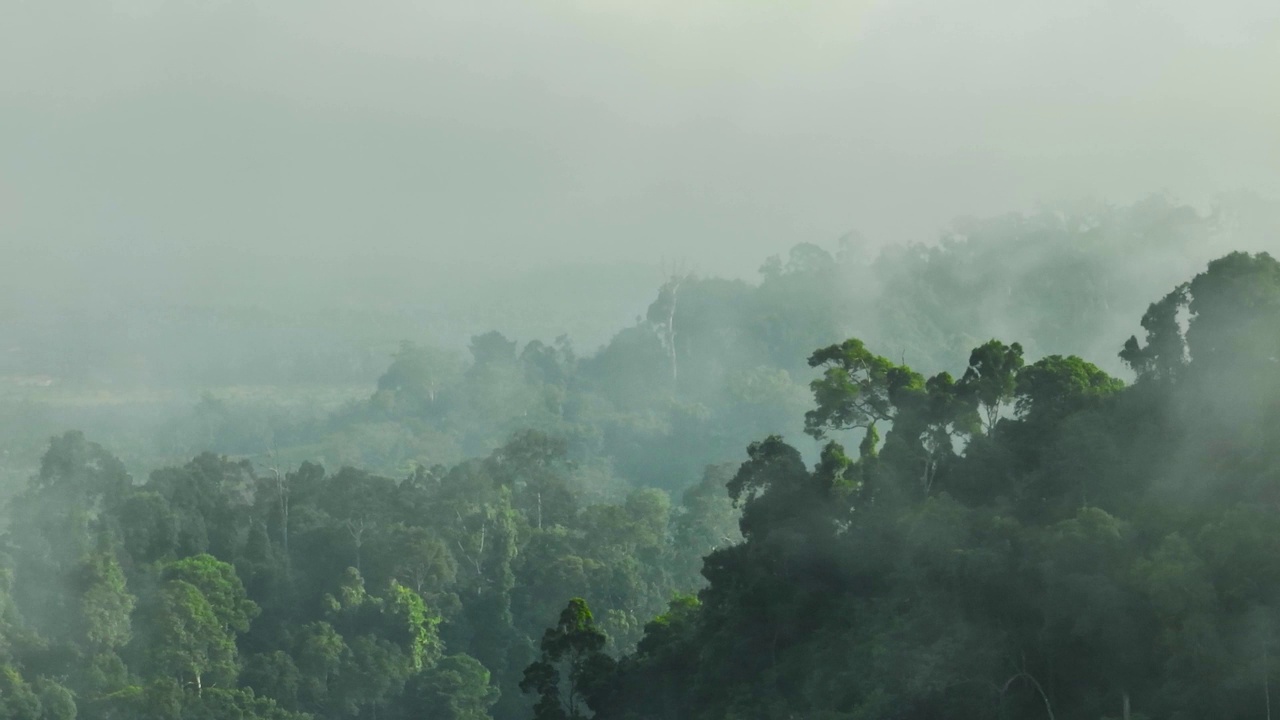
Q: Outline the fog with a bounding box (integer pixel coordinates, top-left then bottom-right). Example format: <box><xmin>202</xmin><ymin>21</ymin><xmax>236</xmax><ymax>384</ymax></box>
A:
<box><xmin>6</xmin><ymin>6</ymin><xmax>1280</xmax><ymax>719</ymax></box>
<box><xmin>4</xmin><ymin>0</ymin><xmax>1278</xmax><ymax>318</ymax></box>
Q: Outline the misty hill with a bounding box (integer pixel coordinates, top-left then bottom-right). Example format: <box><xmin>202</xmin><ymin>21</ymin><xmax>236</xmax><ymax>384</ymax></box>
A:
<box><xmin>2</xmin><ymin>248</ymin><xmax>1278</xmax><ymax>720</ymax></box>
<box><xmin>166</xmin><ymin>195</ymin><xmax>1276</xmax><ymax>488</ymax></box>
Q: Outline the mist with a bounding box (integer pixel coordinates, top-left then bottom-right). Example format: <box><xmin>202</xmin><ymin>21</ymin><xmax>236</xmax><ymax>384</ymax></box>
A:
<box><xmin>4</xmin><ymin>0</ymin><xmax>1278</xmax><ymax>312</ymax></box>
<box><xmin>3</xmin><ymin>4</ymin><xmax>1280</xmax><ymax>720</ymax></box>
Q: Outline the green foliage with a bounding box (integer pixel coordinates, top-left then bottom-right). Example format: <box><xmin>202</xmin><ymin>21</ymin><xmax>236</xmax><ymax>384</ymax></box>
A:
<box><xmin>1014</xmin><ymin>354</ymin><xmax>1124</xmax><ymax>423</ymax></box>
<box><xmin>149</xmin><ymin>578</ymin><xmax>241</xmax><ymax>690</ymax></box>
<box><xmin>590</xmin><ymin>252</ymin><xmax>1280</xmax><ymax>720</ymax></box>
<box><xmin>960</xmin><ymin>339</ymin><xmax>1024</xmax><ymax>432</ymax></box>
<box><xmin>803</xmin><ymin>340</ymin><xmax>901</xmax><ymax>438</ymax></box>
<box><xmin>520</xmin><ymin>599</ymin><xmax>615</xmax><ymax>720</ymax></box>
<box><xmin>163</xmin><ymin>554</ymin><xmax>260</xmax><ymax>634</ymax></box>
<box><xmin>386</xmin><ymin>581</ymin><xmax>443</xmax><ymax>671</ymax></box>
<box><xmin>410</xmin><ymin>654</ymin><xmax>500</xmax><ymax>720</ymax></box>
<box><xmin>1121</xmin><ymin>283</ymin><xmax>1188</xmax><ymax>382</ymax></box>
<box><xmin>4</xmin><ymin>244</ymin><xmax>1280</xmax><ymax>720</ymax></box>
<box><xmin>77</xmin><ymin>544</ymin><xmax>135</xmax><ymax>651</ymax></box>
<box><xmin>0</xmin><ymin>665</ymin><xmax>44</xmax><ymax>720</ymax></box>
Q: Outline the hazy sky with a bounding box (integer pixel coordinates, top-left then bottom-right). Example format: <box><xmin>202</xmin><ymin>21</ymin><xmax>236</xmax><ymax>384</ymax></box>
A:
<box><xmin>2</xmin><ymin>0</ymin><xmax>1279</xmax><ymax>308</ymax></box>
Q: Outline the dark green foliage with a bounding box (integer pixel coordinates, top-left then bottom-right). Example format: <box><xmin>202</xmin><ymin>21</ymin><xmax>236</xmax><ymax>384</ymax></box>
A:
<box><xmin>407</xmin><ymin>654</ymin><xmax>500</xmax><ymax>720</ymax></box>
<box><xmin>520</xmin><ymin>599</ymin><xmax>615</xmax><ymax>720</ymax></box>
<box><xmin>591</xmin><ymin>251</ymin><xmax>1280</xmax><ymax>720</ymax></box>
<box><xmin>4</xmin><ymin>245</ymin><xmax>1280</xmax><ymax>720</ymax></box>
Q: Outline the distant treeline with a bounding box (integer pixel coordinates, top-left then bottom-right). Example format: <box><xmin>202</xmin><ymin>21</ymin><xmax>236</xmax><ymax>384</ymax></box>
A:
<box><xmin>171</xmin><ymin>195</ymin><xmax>1270</xmax><ymax>489</ymax></box>
<box><xmin>0</xmin><ymin>197</ymin><xmax>1277</xmax><ymax>720</ymax></box>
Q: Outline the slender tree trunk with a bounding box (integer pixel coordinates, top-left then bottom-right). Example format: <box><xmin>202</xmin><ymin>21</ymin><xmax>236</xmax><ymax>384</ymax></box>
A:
<box><xmin>279</xmin><ymin>473</ymin><xmax>289</xmax><ymax>557</ymax></box>
<box><xmin>346</xmin><ymin>518</ymin><xmax>366</xmax><ymax>572</ymax></box>
<box><xmin>1123</xmin><ymin>690</ymin><xmax>1130</xmax><ymax>720</ymax></box>
<box><xmin>665</xmin><ymin>289</ymin><xmax>678</xmax><ymax>383</ymax></box>
<box><xmin>1000</xmin><ymin>671</ymin><xmax>1055</xmax><ymax>720</ymax></box>
<box><xmin>656</xmin><ymin>273</ymin><xmax>683</xmax><ymax>385</ymax></box>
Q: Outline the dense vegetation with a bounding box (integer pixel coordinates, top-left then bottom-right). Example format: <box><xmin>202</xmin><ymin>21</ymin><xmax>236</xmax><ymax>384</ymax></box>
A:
<box><xmin>587</xmin><ymin>250</ymin><xmax>1280</xmax><ymax>719</ymax></box>
<box><xmin>1</xmin><ymin>199</ymin><xmax>1278</xmax><ymax>719</ymax></box>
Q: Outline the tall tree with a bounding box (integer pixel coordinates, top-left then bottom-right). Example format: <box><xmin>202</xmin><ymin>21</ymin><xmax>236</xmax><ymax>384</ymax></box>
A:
<box><xmin>520</xmin><ymin>598</ymin><xmax>615</xmax><ymax>720</ymax></box>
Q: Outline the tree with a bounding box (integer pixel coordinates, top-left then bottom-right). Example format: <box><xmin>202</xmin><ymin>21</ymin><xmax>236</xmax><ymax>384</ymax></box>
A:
<box><xmin>469</xmin><ymin>332</ymin><xmax>519</xmax><ymax>372</ymax></box>
<box><xmin>521</xmin><ymin>598</ymin><xmax>616</xmax><ymax>720</ymax></box>
<box><xmin>162</xmin><ymin>554</ymin><xmax>260</xmax><ymax>635</ymax></box>
<box><xmin>1120</xmin><ymin>284</ymin><xmax>1188</xmax><ymax>383</ymax></box>
<box><xmin>8</xmin><ymin>432</ymin><xmax>131</xmax><ymax>642</ymax></box>
<box><xmin>318</xmin><ymin>568</ymin><xmax>444</xmax><ymax>718</ymax></box>
<box><xmin>521</xmin><ymin>336</ymin><xmax>576</xmax><ymax>389</ymax></box>
<box><xmin>141</xmin><ymin>555</ymin><xmax>258</xmax><ymax>694</ymax></box>
<box><xmin>1182</xmin><ymin>251</ymin><xmax>1280</xmax><ymax>375</ymax></box>
<box><xmin>803</xmin><ymin>339</ymin><xmax>901</xmax><ymax>438</ymax></box>
<box><xmin>409</xmin><ymin>653</ymin><xmax>500</xmax><ymax>720</ymax></box>
<box><xmin>116</xmin><ymin>490</ymin><xmax>179</xmax><ymax>565</ymax></box>
<box><xmin>960</xmin><ymin>339</ymin><xmax>1024</xmax><ymax>433</ymax></box>
<box><xmin>29</xmin><ymin>430</ymin><xmax>132</xmax><ymax>512</ymax></box>
<box><xmin>671</xmin><ymin>464</ymin><xmax>742</xmax><ymax>587</ymax></box>
<box><xmin>1015</xmin><ymin>355</ymin><xmax>1124</xmax><ymax>424</ymax></box>
<box><xmin>725</xmin><ymin>435</ymin><xmax>824</xmax><ymax>542</ymax></box>
<box><xmin>0</xmin><ymin>665</ymin><xmax>43</xmax><ymax>720</ymax></box>
<box><xmin>373</xmin><ymin>341</ymin><xmax>463</xmax><ymax>416</ymax></box>
<box><xmin>77</xmin><ymin>542</ymin><xmax>135</xmax><ymax>651</ymax></box>
<box><xmin>292</xmin><ymin>621</ymin><xmax>345</xmax><ymax>714</ymax></box>
<box><xmin>147</xmin><ymin>453</ymin><xmax>256</xmax><ymax>559</ymax></box>
<box><xmin>149</xmin><ymin>579</ymin><xmax>240</xmax><ymax>693</ymax></box>
<box><xmin>646</xmin><ymin>270</ymin><xmax>688</xmax><ymax>384</ymax></box>
<box><xmin>486</xmin><ymin>431</ymin><xmax>577</xmax><ymax>531</ymax></box>
<box><xmin>368</xmin><ymin>525</ymin><xmax>457</xmax><ymax>599</ymax></box>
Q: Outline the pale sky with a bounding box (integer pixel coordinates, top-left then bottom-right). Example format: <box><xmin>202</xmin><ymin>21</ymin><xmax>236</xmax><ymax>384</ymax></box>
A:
<box><xmin>2</xmin><ymin>0</ymin><xmax>1278</xmax><ymax>310</ymax></box>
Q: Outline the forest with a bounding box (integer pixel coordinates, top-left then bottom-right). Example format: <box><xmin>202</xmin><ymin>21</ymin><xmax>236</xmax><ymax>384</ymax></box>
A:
<box><xmin>1</xmin><ymin>197</ymin><xmax>1279</xmax><ymax>720</ymax></box>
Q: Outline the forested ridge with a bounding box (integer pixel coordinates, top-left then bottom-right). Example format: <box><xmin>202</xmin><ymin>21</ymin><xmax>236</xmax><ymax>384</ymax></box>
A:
<box><xmin>587</xmin><ymin>251</ymin><xmax>1280</xmax><ymax>720</ymax></box>
<box><xmin>1</xmin><ymin>205</ymin><xmax>1279</xmax><ymax>719</ymax></box>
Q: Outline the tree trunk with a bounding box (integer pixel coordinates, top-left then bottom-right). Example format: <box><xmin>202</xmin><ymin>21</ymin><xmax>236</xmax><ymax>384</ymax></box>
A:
<box><xmin>1000</xmin><ymin>671</ymin><xmax>1055</xmax><ymax>720</ymax></box>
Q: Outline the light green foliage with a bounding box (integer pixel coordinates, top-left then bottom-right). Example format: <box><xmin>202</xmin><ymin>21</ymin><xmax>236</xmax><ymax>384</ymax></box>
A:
<box><xmin>77</xmin><ymin>545</ymin><xmax>135</xmax><ymax>650</ymax></box>
<box><xmin>163</xmin><ymin>554</ymin><xmax>260</xmax><ymax>634</ymax></box>
<box><xmin>803</xmin><ymin>340</ymin><xmax>901</xmax><ymax>438</ymax></box>
<box><xmin>150</xmin><ymin>579</ymin><xmax>240</xmax><ymax>690</ymax></box>
<box><xmin>0</xmin><ymin>665</ymin><xmax>45</xmax><ymax>720</ymax></box>
<box><xmin>137</xmin><ymin>555</ymin><xmax>257</xmax><ymax>694</ymax></box>
<box><xmin>1015</xmin><ymin>354</ymin><xmax>1124</xmax><ymax>420</ymax></box>
<box><xmin>34</xmin><ymin>678</ymin><xmax>77</xmax><ymax>720</ymax></box>
<box><xmin>960</xmin><ymin>339</ymin><xmax>1024</xmax><ymax>432</ymax></box>
<box><xmin>387</xmin><ymin>580</ymin><xmax>443</xmax><ymax>671</ymax></box>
